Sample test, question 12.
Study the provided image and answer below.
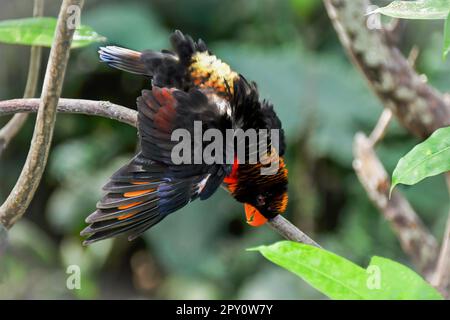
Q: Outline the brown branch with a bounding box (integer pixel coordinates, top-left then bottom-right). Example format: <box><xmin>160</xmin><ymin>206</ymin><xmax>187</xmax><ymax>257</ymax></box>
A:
<box><xmin>368</xmin><ymin>109</ymin><xmax>392</xmax><ymax>146</ymax></box>
<box><xmin>268</xmin><ymin>215</ymin><xmax>321</xmax><ymax>247</ymax></box>
<box><xmin>0</xmin><ymin>0</ymin><xmax>84</xmax><ymax>229</ymax></box>
<box><xmin>431</xmin><ymin>173</ymin><xmax>450</xmax><ymax>298</ymax></box>
<box><xmin>0</xmin><ymin>0</ymin><xmax>44</xmax><ymax>156</ymax></box>
<box><xmin>0</xmin><ymin>98</ymin><xmax>319</xmax><ymax>247</ymax></box>
<box><xmin>353</xmin><ymin>132</ymin><xmax>439</xmax><ymax>278</ymax></box>
<box><xmin>325</xmin><ymin>0</ymin><xmax>450</xmax><ymax>287</ymax></box>
<box><xmin>323</xmin><ymin>0</ymin><xmax>450</xmax><ymax>138</ymax></box>
<box><xmin>0</xmin><ymin>98</ymin><xmax>137</xmax><ymax>127</ymax></box>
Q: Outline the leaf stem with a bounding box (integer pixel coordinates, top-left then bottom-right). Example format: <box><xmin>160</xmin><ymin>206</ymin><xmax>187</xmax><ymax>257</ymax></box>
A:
<box><xmin>0</xmin><ymin>0</ymin><xmax>84</xmax><ymax>229</ymax></box>
<box><xmin>0</xmin><ymin>0</ymin><xmax>44</xmax><ymax>157</ymax></box>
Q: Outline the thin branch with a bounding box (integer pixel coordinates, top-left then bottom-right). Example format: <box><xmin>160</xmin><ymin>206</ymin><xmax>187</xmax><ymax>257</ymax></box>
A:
<box><xmin>0</xmin><ymin>0</ymin><xmax>84</xmax><ymax>229</ymax></box>
<box><xmin>268</xmin><ymin>215</ymin><xmax>321</xmax><ymax>247</ymax></box>
<box><xmin>323</xmin><ymin>0</ymin><xmax>450</xmax><ymax>138</ymax></box>
<box><xmin>407</xmin><ymin>46</ymin><xmax>420</xmax><ymax>68</ymax></box>
<box><xmin>0</xmin><ymin>97</ymin><xmax>319</xmax><ymax>247</ymax></box>
<box><xmin>353</xmin><ymin>132</ymin><xmax>439</xmax><ymax>278</ymax></box>
<box><xmin>0</xmin><ymin>0</ymin><xmax>44</xmax><ymax>156</ymax></box>
<box><xmin>385</xmin><ymin>18</ymin><xmax>404</xmax><ymax>45</ymax></box>
<box><xmin>368</xmin><ymin>109</ymin><xmax>392</xmax><ymax>146</ymax></box>
<box><xmin>431</xmin><ymin>173</ymin><xmax>450</xmax><ymax>298</ymax></box>
<box><xmin>0</xmin><ymin>98</ymin><xmax>137</xmax><ymax>127</ymax></box>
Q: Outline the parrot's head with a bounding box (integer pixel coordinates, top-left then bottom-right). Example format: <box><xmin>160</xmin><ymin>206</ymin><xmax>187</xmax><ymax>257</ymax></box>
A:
<box><xmin>238</xmin><ymin>158</ymin><xmax>288</xmax><ymax>226</ymax></box>
<box><xmin>244</xmin><ymin>184</ymin><xmax>288</xmax><ymax>226</ymax></box>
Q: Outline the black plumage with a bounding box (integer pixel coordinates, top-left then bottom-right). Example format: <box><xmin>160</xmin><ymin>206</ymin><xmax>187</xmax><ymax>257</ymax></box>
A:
<box><xmin>82</xmin><ymin>30</ymin><xmax>288</xmax><ymax>244</ymax></box>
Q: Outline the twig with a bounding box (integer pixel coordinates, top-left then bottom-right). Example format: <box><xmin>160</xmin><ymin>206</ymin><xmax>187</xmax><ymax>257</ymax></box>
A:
<box><xmin>268</xmin><ymin>215</ymin><xmax>321</xmax><ymax>247</ymax></box>
<box><xmin>323</xmin><ymin>0</ymin><xmax>450</xmax><ymax>138</ymax></box>
<box><xmin>407</xmin><ymin>46</ymin><xmax>420</xmax><ymax>68</ymax></box>
<box><xmin>353</xmin><ymin>132</ymin><xmax>439</xmax><ymax>278</ymax></box>
<box><xmin>368</xmin><ymin>109</ymin><xmax>392</xmax><ymax>146</ymax></box>
<box><xmin>0</xmin><ymin>0</ymin><xmax>84</xmax><ymax>229</ymax></box>
<box><xmin>0</xmin><ymin>0</ymin><xmax>44</xmax><ymax>157</ymax></box>
<box><xmin>0</xmin><ymin>98</ymin><xmax>318</xmax><ymax>246</ymax></box>
<box><xmin>0</xmin><ymin>98</ymin><xmax>137</xmax><ymax>127</ymax></box>
<box><xmin>431</xmin><ymin>173</ymin><xmax>450</xmax><ymax>298</ymax></box>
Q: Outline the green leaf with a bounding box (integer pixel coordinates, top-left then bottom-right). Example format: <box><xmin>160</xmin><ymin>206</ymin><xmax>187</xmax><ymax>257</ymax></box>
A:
<box><xmin>0</xmin><ymin>17</ymin><xmax>106</xmax><ymax>48</ymax></box>
<box><xmin>250</xmin><ymin>241</ymin><xmax>443</xmax><ymax>300</ymax></box>
<box><xmin>443</xmin><ymin>12</ymin><xmax>450</xmax><ymax>58</ymax></box>
<box><xmin>249</xmin><ymin>241</ymin><xmax>373</xmax><ymax>299</ymax></box>
<box><xmin>368</xmin><ymin>256</ymin><xmax>443</xmax><ymax>299</ymax></box>
<box><xmin>373</xmin><ymin>0</ymin><xmax>450</xmax><ymax>20</ymax></box>
<box><xmin>391</xmin><ymin>126</ymin><xmax>450</xmax><ymax>193</ymax></box>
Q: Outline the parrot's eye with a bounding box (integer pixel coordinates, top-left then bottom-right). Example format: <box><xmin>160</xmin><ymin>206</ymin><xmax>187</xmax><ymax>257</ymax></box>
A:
<box><xmin>256</xmin><ymin>194</ymin><xmax>265</xmax><ymax>206</ymax></box>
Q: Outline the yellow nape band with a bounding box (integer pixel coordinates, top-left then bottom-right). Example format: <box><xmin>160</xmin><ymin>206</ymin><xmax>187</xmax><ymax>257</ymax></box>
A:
<box><xmin>189</xmin><ymin>52</ymin><xmax>238</xmax><ymax>95</ymax></box>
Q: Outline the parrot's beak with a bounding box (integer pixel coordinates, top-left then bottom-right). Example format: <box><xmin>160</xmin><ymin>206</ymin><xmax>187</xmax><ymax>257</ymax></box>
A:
<box><xmin>244</xmin><ymin>203</ymin><xmax>267</xmax><ymax>227</ymax></box>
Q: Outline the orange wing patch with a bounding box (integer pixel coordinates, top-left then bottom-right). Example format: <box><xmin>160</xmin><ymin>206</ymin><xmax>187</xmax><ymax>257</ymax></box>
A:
<box><xmin>118</xmin><ymin>201</ymin><xmax>143</xmax><ymax>210</ymax></box>
<box><xmin>132</xmin><ymin>181</ymin><xmax>150</xmax><ymax>185</ymax></box>
<box><xmin>117</xmin><ymin>212</ymin><xmax>136</xmax><ymax>220</ymax></box>
<box><xmin>124</xmin><ymin>188</ymin><xmax>156</xmax><ymax>198</ymax></box>
<box><xmin>117</xmin><ymin>187</ymin><xmax>157</xmax><ymax>220</ymax></box>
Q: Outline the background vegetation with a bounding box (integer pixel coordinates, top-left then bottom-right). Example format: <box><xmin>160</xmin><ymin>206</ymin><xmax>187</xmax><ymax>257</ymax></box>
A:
<box><xmin>0</xmin><ymin>0</ymin><xmax>448</xmax><ymax>299</ymax></box>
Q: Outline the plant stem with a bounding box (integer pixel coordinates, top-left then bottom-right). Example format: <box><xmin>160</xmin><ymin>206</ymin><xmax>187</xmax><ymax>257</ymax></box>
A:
<box><xmin>0</xmin><ymin>0</ymin><xmax>44</xmax><ymax>157</ymax></box>
<box><xmin>0</xmin><ymin>0</ymin><xmax>84</xmax><ymax>229</ymax></box>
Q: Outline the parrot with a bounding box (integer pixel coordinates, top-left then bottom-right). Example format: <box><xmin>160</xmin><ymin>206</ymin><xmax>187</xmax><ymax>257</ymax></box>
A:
<box><xmin>81</xmin><ymin>30</ymin><xmax>288</xmax><ymax>245</ymax></box>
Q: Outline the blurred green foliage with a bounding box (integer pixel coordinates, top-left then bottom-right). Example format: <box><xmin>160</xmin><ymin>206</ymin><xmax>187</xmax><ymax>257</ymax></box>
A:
<box><xmin>0</xmin><ymin>0</ymin><xmax>449</xmax><ymax>299</ymax></box>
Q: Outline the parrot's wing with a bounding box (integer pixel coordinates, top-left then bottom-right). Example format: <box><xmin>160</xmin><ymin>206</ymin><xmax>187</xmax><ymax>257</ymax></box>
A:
<box><xmin>81</xmin><ymin>87</ymin><xmax>231</xmax><ymax>244</ymax></box>
<box><xmin>81</xmin><ymin>156</ymin><xmax>209</xmax><ymax>244</ymax></box>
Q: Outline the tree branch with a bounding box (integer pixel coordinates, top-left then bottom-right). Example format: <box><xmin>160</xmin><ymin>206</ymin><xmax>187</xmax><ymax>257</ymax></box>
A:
<box><xmin>0</xmin><ymin>0</ymin><xmax>44</xmax><ymax>157</ymax></box>
<box><xmin>0</xmin><ymin>0</ymin><xmax>84</xmax><ymax>229</ymax></box>
<box><xmin>431</xmin><ymin>173</ymin><xmax>450</xmax><ymax>298</ymax></box>
<box><xmin>368</xmin><ymin>108</ymin><xmax>392</xmax><ymax>146</ymax></box>
<box><xmin>324</xmin><ymin>0</ymin><xmax>450</xmax><ymax>285</ymax></box>
<box><xmin>0</xmin><ymin>98</ymin><xmax>137</xmax><ymax>127</ymax></box>
<box><xmin>0</xmin><ymin>97</ymin><xmax>319</xmax><ymax>247</ymax></box>
<box><xmin>323</xmin><ymin>0</ymin><xmax>450</xmax><ymax>138</ymax></box>
<box><xmin>268</xmin><ymin>215</ymin><xmax>321</xmax><ymax>247</ymax></box>
<box><xmin>353</xmin><ymin>132</ymin><xmax>439</xmax><ymax>277</ymax></box>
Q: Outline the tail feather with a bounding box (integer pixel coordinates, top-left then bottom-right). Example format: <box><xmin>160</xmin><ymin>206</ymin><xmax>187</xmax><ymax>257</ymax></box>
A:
<box><xmin>98</xmin><ymin>46</ymin><xmax>149</xmax><ymax>76</ymax></box>
<box><xmin>82</xmin><ymin>214</ymin><xmax>163</xmax><ymax>245</ymax></box>
<box><xmin>98</xmin><ymin>31</ymin><xmax>209</xmax><ymax>88</ymax></box>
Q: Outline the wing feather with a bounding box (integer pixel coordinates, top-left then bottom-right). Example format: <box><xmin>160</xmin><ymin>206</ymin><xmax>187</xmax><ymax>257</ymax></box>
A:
<box><xmin>82</xmin><ymin>86</ymin><xmax>232</xmax><ymax>244</ymax></box>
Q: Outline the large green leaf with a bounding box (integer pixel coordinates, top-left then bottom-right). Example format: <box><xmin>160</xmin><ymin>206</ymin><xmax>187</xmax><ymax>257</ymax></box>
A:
<box><xmin>373</xmin><ymin>0</ymin><xmax>450</xmax><ymax>20</ymax></box>
<box><xmin>391</xmin><ymin>126</ymin><xmax>450</xmax><ymax>192</ymax></box>
<box><xmin>444</xmin><ymin>12</ymin><xmax>450</xmax><ymax>58</ymax></box>
<box><xmin>0</xmin><ymin>17</ymin><xmax>106</xmax><ymax>48</ymax></box>
<box><xmin>250</xmin><ymin>241</ymin><xmax>443</xmax><ymax>300</ymax></box>
<box><xmin>250</xmin><ymin>241</ymin><xmax>372</xmax><ymax>299</ymax></box>
<box><xmin>369</xmin><ymin>256</ymin><xmax>443</xmax><ymax>299</ymax></box>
